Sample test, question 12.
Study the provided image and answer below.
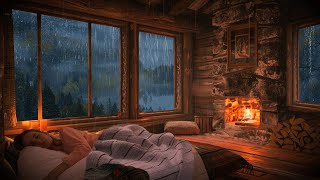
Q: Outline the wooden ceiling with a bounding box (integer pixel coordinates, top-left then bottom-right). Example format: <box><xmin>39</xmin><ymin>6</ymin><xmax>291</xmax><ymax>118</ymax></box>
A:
<box><xmin>133</xmin><ymin>0</ymin><xmax>213</xmax><ymax>16</ymax></box>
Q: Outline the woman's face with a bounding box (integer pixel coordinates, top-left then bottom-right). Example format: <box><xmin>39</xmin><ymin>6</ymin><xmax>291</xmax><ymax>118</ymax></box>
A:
<box><xmin>22</xmin><ymin>131</ymin><xmax>53</xmax><ymax>149</ymax></box>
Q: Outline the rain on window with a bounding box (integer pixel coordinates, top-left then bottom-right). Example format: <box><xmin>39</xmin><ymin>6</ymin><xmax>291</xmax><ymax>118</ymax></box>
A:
<box><xmin>13</xmin><ymin>10</ymin><xmax>121</xmax><ymax>120</ymax></box>
<box><xmin>298</xmin><ymin>23</ymin><xmax>320</xmax><ymax>104</ymax></box>
<box><xmin>138</xmin><ymin>32</ymin><xmax>174</xmax><ymax>113</ymax></box>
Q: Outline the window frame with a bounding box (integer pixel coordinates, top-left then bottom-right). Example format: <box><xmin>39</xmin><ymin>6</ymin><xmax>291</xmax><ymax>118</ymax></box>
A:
<box><xmin>8</xmin><ymin>7</ymin><xmax>186</xmax><ymax>129</ymax></box>
<box><xmin>137</xmin><ymin>26</ymin><xmax>183</xmax><ymax>118</ymax></box>
<box><xmin>12</xmin><ymin>8</ymin><xmax>129</xmax><ymax>123</ymax></box>
<box><xmin>287</xmin><ymin>19</ymin><xmax>320</xmax><ymax>111</ymax></box>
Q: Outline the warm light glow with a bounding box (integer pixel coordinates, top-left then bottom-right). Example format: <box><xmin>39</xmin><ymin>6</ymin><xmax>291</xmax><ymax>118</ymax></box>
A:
<box><xmin>243</xmin><ymin>108</ymin><xmax>253</xmax><ymax>120</ymax></box>
<box><xmin>22</xmin><ymin>121</ymin><xmax>30</xmax><ymax>130</ymax></box>
<box><xmin>40</xmin><ymin>120</ymin><xmax>48</xmax><ymax>132</ymax></box>
<box><xmin>30</xmin><ymin>121</ymin><xmax>39</xmax><ymax>129</ymax></box>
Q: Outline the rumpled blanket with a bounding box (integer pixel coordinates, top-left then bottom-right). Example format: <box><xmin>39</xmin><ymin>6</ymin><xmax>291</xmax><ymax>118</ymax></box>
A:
<box><xmin>85</xmin><ymin>124</ymin><xmax>194</xmax><ymax>180</ymax></box>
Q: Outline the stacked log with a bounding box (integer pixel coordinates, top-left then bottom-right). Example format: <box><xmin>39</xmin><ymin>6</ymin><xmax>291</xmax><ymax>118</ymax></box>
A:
<box><xmin>271</xmin><ymin>117</ymin><xmax>320</xmax><ymax>153</ymax></box>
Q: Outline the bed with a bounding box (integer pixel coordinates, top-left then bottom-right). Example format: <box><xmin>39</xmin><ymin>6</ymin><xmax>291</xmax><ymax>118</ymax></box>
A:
<box><xmin>17</xmin><ymin>144</ymin><xmax>251</xmax><ymax>180</ymax></box>
<box><xmin>7</xmin><ymin>123</ymin><xmax>252</xmax><ymax>180</ymax></box>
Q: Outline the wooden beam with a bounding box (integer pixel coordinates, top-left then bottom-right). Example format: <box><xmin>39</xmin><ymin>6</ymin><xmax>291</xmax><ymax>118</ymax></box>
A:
<box><xmin>168</xmin><ymin>0</ymin><xmax>194</xmax><ymax>16</ymax></box>
<box><xmin>183</xmin><ymin>32</ymin><xmax>193</xmax><ymax>119</ymax></box>
<box><xmin>199</xmin><ymin>0</ymin><xmax>215</xmax><ymax>14</ymax></box>
<box><xmin>188</xmin><ymin>0</ymin><xmax>209</xmax><ymax>11</ymax></box>
<box><xmin>12</xmin><ymin>0</ymin><xmax>198</xmax><ymax>32</ymax></box>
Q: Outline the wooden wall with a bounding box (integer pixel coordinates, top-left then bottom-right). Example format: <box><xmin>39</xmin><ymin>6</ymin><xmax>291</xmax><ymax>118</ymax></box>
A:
<box><xmin>0</xmin><ymin>6</ymin><xmax>5</xmax><ymax>165</ymax></box>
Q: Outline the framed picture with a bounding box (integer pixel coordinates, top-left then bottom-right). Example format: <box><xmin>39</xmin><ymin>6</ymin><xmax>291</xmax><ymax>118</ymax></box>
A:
<box><xmin>227</xmin><ymin>23</ymin><xmax>257</xmax><ymax>68</ymax></box>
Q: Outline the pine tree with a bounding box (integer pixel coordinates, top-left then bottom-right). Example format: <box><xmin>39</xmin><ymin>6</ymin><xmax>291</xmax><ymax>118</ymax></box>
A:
<box><xmin>111</xmin><ymin>102</ymin><xmax>119</xmax><ymax>115</ymax></box>
<box><xmin>106</xmin><ymin>97</ymin><xmax>112</xmax><ymax>115</ymax></box>
<box><xmin>42</xmin><ymin>83</ymin><xmax>60</xmax><ymax>118</ymax></box>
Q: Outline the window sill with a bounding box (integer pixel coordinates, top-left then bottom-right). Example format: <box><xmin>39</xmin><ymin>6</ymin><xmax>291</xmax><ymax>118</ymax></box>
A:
<box><xmin>4</xmin><ymin>113</ymin><xmax>188</xmax><ymax>135</ymax></box>
<box><xmin>287</xmin><ymin>104</ymin><xmax>320</xmax><ymax>112</ymax></box>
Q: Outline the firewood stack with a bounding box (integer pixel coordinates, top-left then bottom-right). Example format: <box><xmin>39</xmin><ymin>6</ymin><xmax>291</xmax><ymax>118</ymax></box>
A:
<box><xmin>271</xmin><ymin>117</ymin><xmax>320</xmax><ymax>153</ymax></box>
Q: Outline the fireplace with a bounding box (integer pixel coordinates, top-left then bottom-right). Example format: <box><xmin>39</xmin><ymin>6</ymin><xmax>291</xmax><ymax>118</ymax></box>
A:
<box><xmin>225</xmin><ymin>97</ymin><xmax>261</xmax><ymax>126</ymax></box>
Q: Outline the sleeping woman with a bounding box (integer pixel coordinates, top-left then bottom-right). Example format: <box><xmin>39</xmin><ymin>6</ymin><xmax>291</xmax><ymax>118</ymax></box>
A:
<box><xmin>14</xmin><ymin>124</ymin><xmax>195</xmax><ymax>180</ymax></box>
<box><xmin>14</xmin><ymin>127</ymin><xmax>100</xmax><ymax>180</ymax></box>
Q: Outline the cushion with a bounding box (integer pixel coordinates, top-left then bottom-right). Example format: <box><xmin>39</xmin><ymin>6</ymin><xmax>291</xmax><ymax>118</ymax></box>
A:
<box><xmin>18</xmin><ymin>146</ymin><xmax>86</xmax><ymax>180</ymax></box>
<box><xmin>164</xmin><ymin>121</ymin><xmax>200</xmax><ymax>135</ymax></box>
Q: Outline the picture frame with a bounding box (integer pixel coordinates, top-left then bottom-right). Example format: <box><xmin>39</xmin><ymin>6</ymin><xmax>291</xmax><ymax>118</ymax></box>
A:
<box><xmin>227</xmin><ymin>23</ymin><xmax>257</xmax><ymax>68</ymax></box>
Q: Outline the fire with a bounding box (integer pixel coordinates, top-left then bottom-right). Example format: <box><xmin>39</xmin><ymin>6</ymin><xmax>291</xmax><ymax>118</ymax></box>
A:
<box><xmin>224</xmin><ymin>97</ymin><xmax>260</xmax><ymax>126</ymax></box>
<box><xmin>243</xmin><ymin>108</ymin><xmax>253</xmax><ymax>120</ymax></box>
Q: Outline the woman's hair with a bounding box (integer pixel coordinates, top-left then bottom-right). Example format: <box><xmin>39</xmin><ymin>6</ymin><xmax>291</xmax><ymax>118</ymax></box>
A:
<box><xmin>14</xmin><ymin>129</ymin><xmax>62</xmax><ymax>150</ymax></box>
<box><xmin>14</xmin><ymin>129</ymin><xmax>40</xmax><ymax>150</ymax></box>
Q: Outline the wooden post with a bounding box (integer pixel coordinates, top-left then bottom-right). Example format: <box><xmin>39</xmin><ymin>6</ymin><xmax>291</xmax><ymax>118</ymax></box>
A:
<box><xmin>194</xmin><ymin>115</ymin><xmax>213</xmax><ymax>133</ymax></box>
<box><xmin>183</xmin><ymin>32</ymin><xmax>193</xmax><ymax>119</ymax></box>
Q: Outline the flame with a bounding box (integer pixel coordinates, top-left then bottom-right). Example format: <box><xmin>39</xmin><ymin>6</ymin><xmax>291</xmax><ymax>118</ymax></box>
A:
<box><xmin>243</xmin><ymin>108</ymin><xmax>253</xmax><ymax>120</ymax></box>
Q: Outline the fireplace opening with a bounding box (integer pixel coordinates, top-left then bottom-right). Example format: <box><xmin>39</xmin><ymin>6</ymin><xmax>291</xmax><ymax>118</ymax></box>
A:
<box><xmin>225</xmin><ymin>97</ymin><xmax>260</xmax><ymax>126</ymax></box>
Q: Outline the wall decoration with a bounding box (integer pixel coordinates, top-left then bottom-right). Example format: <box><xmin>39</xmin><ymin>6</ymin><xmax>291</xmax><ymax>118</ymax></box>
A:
<box><xmin>227</xmin><ymin>23</ymin><xmax>257</xmax><ymax>68</ymax></box>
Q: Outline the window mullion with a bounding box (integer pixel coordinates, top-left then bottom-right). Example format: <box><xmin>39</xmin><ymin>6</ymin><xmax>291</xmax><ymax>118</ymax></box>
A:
<box><xmin>37</xmin><ymin>13</ymin><xmax>42</xmax><ymax>122</ymax></box>
<box><xmin>88</xmin><ymin>22</ymin><xmax>92</xmax><ymax>117</ymax></box>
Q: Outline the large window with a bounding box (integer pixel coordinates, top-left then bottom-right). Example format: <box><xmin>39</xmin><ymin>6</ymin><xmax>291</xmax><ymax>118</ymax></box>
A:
<box><xmin>288</xmin><ymin>21</ymin><xmax>320</xmax><ymax>110</ymax></box>
<box><xmin>11</xmin><ymin>8</ymin><xmax>185</xmax><ymax>125</ymax></box>
<box><xmin>139</xmin><ymin>32</ymin><xmax>174</xmax><ymax>113</ymax></box>
<box><xmin>13</xmin><ymin>10</ymin><xmax>121</xmax><ymax>120</ymax></box>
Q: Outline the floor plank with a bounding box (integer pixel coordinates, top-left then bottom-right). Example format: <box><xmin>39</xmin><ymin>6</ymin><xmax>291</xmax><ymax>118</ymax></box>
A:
<box><xmin>177</xmin><ymin>135</ymin><xmax>320</xmax><ymax>179</ymax></box>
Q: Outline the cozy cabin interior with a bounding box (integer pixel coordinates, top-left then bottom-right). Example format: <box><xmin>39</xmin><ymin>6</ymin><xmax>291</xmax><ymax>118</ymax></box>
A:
<box><xmin>1</xmin><ymin>0</ymin><xmax>320</xmax><ymax>179</ymax></box>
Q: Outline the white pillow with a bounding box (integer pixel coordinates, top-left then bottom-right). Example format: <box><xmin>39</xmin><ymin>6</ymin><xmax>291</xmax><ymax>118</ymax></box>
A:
<box><xmin>18</xmin><ymin>146</ymin><xmax>86</xmax><ymax>180</ymax></box>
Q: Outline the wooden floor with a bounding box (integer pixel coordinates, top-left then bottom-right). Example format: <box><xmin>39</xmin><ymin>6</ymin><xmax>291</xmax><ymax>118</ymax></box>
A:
<box><xmin>176</xmin><ymin>135</ymin><xmax>320</xmax><ymax>180</ymax></box>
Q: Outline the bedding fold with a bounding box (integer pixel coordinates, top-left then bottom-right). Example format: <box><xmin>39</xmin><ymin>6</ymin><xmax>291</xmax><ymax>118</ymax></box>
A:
<box><xmin>85</xmin><ymin>124</ymin><xmax>194</xmax><ymax>180</ymax></box>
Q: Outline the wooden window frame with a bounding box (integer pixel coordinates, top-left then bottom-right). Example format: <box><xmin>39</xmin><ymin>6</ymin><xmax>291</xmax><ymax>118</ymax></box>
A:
<box><xmin>136</xmin><ymin>26</ymin><xmax>183</xmax><ymax>118</ymax></box>
<box><xmin>5</xmin><ymin>4</ymin><xmax>191</xmax><ymax>133</ymax></box>
<box><xmin>287</xmin><ymin>19</ymin><xmax>320</xmax><ymax>112</ymax></box>
<box><xmin>11</xmin><ymin>8</ymin><xmax>128</xmax><ymax>124</ymax></box>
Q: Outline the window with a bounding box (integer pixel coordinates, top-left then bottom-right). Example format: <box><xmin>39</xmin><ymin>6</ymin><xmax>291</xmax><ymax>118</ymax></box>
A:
<box><xmin>138</xmin><ymin>32</ymin><xmax>174</xmax><ymax>113</ymax></box>
<box><xmin>13</xmin><ymin>10</ymin><xmax>38</xmax><ymax>121</ymax></box>
<box><xmin>288</xmin><ymin>21</ymin><xmax>320</xmax><ymax>110</ymax></box>
<box><xmin>11</xmin><ymin>8</ymin><xmax>185</xmax><ymax>125</ymax></box>
<box><xmin>41</xmin><ymin>15</ymin><xmax>88</xmax><ymax>119</ymax></box>
<box><xmin>91</xmin><ymin>24</ymin><xmax>120</xmax><ymax>116</ymax></box>
<box><xmin>13</xmin><ymin>10</ymin><xmax>121</xmax><ymax>120</ymax></box>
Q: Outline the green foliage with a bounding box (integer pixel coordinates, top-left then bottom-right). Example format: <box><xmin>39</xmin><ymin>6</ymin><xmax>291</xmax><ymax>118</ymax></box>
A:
<box><xmin>62</xmin><ymin>78</ymin><xmax>79</xmax><ymax>96</ymax></box>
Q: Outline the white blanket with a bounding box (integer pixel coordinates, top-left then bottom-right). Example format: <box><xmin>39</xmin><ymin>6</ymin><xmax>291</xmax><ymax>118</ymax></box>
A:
<box><xmin>85</xmin><ymin>124</ymin><xmax>194</xmax><ymax>180</ymax></box>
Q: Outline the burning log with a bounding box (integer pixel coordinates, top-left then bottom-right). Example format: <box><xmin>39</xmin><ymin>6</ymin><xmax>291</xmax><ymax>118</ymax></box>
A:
<box><xmin>271</xmin><ymin>117</ymin><xmax>320</xmax><ymax>153</ymax></box>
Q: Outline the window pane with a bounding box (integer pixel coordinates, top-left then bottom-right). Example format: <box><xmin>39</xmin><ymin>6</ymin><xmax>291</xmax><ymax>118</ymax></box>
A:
<box><xmin>13</xmin><ymin>10</ymin><xmax>38</xmax><ymax>121</ymax></box>
<box><xmin>91</xmin><ymin>24</ymin><xmax>120</xmax><ymax>116</ymax></box>
<box><xmin>41</xmin><ymin>15</ymin><xmax>88</xmax><ymax>119</ymax></box>
<box><xmin>299</xmin><ymin>24</ymin><xmax>320</xmax><ymax>103</ymax></box>
<box><xmin>139</xmin><ymin>32</ymin><xmax>174</xmax><ymax>112</ymax></box>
